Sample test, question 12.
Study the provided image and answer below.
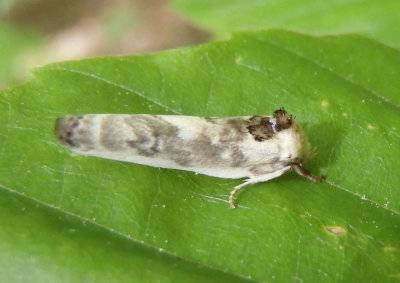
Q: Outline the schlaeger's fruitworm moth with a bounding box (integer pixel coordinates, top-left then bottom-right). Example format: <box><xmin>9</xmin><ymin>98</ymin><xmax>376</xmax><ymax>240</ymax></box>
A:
<box><xmin>55</xmin><ymin>108</ymin><xmax>324</xmax><ymax>208</ymax></box>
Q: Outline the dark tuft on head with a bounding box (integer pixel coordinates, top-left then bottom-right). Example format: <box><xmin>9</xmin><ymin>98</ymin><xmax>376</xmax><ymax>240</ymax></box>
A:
<box><xmin>273</xmin><ymin>108</ymin><xmax>293</xmax><ymax>131</ymax></box>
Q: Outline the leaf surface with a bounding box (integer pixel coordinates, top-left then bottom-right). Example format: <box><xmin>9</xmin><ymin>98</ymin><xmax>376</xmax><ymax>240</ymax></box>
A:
<box><xmin>1</xmin><ymin>30</ymin><xmax>399</xmax><ymax>282</ymax></box>
<box><xmin>172</xmin><ymin>0</ymin><xmax>400</xmax><ymax>49</ymax></box>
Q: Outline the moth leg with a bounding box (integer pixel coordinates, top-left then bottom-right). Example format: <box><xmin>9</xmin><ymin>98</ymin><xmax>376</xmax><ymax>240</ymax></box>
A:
<box><xmin>229</xmin><ymin>166</ymin><xmax>291</xmax><ymax>209</ymax></box>
<box><xmin>291</xmin><ymin>163</ymin><xmax>325</xmax><ymax>182</ymax></box>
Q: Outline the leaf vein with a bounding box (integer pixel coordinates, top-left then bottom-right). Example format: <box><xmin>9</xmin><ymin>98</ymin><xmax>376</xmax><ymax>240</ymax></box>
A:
<box><xmin>0</xmin><ymin>182</ymin><xmax>259</xmax><ymax>283</ymax></box>
<box><xmin>45</xmin><ymin>66</ymin><xmax>181</xmax><ymax>114</ymax></box>
<box><xmin>263</xmin><ymin>37</ymin><xmax>400</xmax><ymax>111</ymax></box>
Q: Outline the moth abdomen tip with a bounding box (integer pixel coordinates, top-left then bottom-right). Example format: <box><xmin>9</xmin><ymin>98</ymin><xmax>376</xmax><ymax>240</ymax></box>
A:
<box><xmin>54</xmin><ymin>115</ymin><xmax>81</xmax><ymax>147</ymax></box>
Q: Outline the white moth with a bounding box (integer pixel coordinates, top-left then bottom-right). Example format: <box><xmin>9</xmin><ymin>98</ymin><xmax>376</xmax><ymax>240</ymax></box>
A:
<box><xmin>55</xmin><ymin>108</ymin><xmax>323</xmax><ymax>208</ymax></box>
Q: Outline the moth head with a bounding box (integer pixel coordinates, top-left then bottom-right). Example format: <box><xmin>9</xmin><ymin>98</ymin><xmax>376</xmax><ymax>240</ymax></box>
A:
<box><xmin>272</xmin><ymin>108</ymin><xmax>314</xmax><ymax>164</ymax></box>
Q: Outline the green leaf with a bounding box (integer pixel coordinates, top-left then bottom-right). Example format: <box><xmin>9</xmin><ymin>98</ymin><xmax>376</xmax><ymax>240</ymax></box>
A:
<box><xmin>172</xmin><ymin>0</ymin><xmax>400</xmax><ymax>49</ymax></box>
<box><xmin>0</xmin><ymin>188</ymin><xmax>245</xmax><ymax>282</ymax></box>
<box><xmin>1</xmin><ymin>30</ymin><xmax>400</xmax><ymax>281</ymax></box>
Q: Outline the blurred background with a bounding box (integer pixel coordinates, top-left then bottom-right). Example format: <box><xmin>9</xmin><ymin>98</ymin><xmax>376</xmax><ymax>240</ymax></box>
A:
<box><xmin>0</xmin><ymin>0</ymin><xmax>210</xmax><ymax>90</ymax></box>
<box><xmin>2</xmin><ymin>0</ymin><xmax>399</xmax><ymax>90</ymax></box>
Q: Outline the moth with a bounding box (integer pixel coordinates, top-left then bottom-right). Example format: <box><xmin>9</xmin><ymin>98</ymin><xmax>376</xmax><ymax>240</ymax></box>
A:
<box><xmin>55</xmin><ymin>108</ymin><xmax>324</xmax><ymax>208</ymax></box>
